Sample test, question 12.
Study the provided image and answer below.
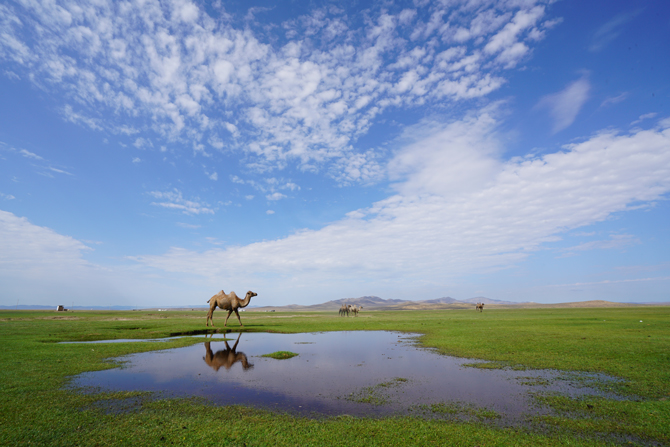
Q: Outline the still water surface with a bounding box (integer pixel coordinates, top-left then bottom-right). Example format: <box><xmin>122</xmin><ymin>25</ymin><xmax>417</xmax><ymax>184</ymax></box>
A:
<box><xmin>70</xmin><ymin>331</ymin><xmax>620</xmax><ymax>423</ymax></box>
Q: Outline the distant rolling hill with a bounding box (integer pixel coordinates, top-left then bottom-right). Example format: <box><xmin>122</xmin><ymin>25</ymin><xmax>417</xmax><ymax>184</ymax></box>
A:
<box><xmin>248</xmin><ymin>296</ymin><xmax>660</xmax><ymax>312</ymax></box>
<box><xmin>250</xmin><ymin>295</ymin><xmax>531</xmax><ymax>311</ymax></box>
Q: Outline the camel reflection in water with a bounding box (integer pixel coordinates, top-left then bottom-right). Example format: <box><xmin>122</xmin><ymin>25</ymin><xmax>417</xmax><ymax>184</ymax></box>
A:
<box><xmin>203</xmin><ymin>333</ymin><xmax>253</xmax><ymax>371</ymax></box>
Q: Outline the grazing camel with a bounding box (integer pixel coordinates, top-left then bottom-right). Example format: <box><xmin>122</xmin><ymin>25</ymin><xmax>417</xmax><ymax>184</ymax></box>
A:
<box><xmin>349</xmin><ymin>305</ymin><xmax>363</xmax><ymax>316</ymax></box>
<box><xmin>203</xmin><ymin>333</ymin><xmax>253</xmax><ymax>371</ymax></box>
<box><xmin>476</xmin><ymin>302</ymin><xmax>485</xmax><ymax>312</ymax></box>
<box><xmin>206</xmin><ymin>290</ymin><xmax>257</xmax><ymax>327</ymax></box>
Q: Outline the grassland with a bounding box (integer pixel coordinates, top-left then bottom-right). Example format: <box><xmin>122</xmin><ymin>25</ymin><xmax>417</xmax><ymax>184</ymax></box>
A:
<box><xmin>0</xmin><ymin>306</ymin><xmax>668</xmax><ymax>446</ymax></box>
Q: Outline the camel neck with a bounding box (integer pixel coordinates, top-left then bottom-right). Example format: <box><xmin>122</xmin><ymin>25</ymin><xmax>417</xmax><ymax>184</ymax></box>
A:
<box><xmin>239</xmin><ymin>293</ymin><xmax>252</xmax><ymax>308</ymax></box>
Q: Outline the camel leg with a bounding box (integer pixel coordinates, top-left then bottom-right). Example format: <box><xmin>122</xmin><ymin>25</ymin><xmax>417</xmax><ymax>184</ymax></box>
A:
<box><xmin>206</xmin><ymin>302</ymin><xmax>217</xmax><ymax>326</ymax></box>
<box><xmin>234</xmin><ymin>309</ymin><xmax>243</xmax><ymax>327</ymax></box>
<box><xmin>204</xmin><ymin>342</ymin><xmax>214</xmax><ymax>363</ymax></box>
<box><xmin>224</xmin><ymin>309</ymin><xmax>233</xmax><ymax>327</ymax></box>
<box><xmin>232</xmin><ymin>332</ymin><xmax>242</xmax><ymax>349</ymax></box>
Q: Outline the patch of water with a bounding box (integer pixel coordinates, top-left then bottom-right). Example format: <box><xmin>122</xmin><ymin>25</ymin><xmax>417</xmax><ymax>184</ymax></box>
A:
<box><xmin>68</xmin><ymin>331</ymin><xmax>624</xmax><ymax>424</ymax></box>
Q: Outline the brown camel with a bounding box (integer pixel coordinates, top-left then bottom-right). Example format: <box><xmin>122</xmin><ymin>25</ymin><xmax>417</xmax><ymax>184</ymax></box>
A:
<box><xmin>206</xmin><ymin>290</ymin><xmax>257</xmax><ymax>327</ymax></box>
<box><xmin>476</xmin><ymin>302</ymin><xmax>485</xmax><ymax>312</ymax></box>
<box><xmin>339</xmin><ymin>304</ymin><xmax>349</xmax><ymax>316</ymax></box>
<box><xmin>203</xmin><ymin>333</ymin><xmax>253</xmax><ymax>371</ymax></box>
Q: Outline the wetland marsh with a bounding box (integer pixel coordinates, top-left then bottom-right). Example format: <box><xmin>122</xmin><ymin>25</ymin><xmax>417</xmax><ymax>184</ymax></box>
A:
<box><xmin>70</xmin><ymin>331</ymin><xmax>626</xmax><ymax>424</ymax></box>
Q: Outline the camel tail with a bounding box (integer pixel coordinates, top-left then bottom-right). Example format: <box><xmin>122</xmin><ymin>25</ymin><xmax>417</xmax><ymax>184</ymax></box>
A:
<box><xmin>207</xmin><ymin>299</ymin><xmax>211</xmax><ymax>303</ymax></box>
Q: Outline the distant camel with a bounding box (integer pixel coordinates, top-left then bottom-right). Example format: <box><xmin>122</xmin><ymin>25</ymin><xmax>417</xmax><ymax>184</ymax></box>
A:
<box><xmin>206</xmin><ymin>290</ymin><xmax>257</xmax><ymax>327</ymax></box>
<box><xmin>349</xmin><ymin>305</ymin><xmax>363</xmax><ymax>316</ymax></box>
<box><xmin>476</xmin><ymin>303</ymin><xmax>485</xmax><ymax>312</ymax></box>
<box><xmin>203</xmin><ymin>333</ymin><xmax>253</xmax><ymax>371</ymax></box>
<box><xmin>339</xmin><ymin>304</ymin><xmax>349</xmax><ymax>317</ymax></box>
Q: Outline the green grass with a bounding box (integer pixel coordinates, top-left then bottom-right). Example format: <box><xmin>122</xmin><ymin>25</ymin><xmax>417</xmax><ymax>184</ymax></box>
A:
<box><xmin>0</xmin><ymin>306</ymin><xmax>668</xmax><ymax>446</ymax></box>
<box><xmin>419</xmin><ymin>402</ymin><xmax>501</xmax><ymax>421</ymax></box>
<box><xmin>261</xmin><ymin>351</ymin><xmax>299</xmax><ymax>359</ymax></box>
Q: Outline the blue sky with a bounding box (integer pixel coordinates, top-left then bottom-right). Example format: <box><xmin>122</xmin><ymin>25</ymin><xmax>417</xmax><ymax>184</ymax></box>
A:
<box><xmin>1</xmin><ymin>0</ymin><xmax>669</xmax><ymax>308</ymax></box>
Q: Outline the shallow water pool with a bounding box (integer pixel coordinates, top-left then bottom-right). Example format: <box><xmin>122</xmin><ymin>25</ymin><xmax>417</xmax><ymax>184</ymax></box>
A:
<box><xmin>69</xmin><ymin>331</ymin><xmax>622</xmax><ymax>423</ymax></box>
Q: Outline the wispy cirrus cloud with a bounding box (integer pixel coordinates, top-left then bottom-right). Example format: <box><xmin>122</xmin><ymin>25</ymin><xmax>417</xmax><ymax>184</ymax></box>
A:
<box><xmin>558</xmin><ymin>233</ymin><xmax>640</xmax><ymax>257</ymax></box>
<box><xmin>549</xmin><ymin>276</ymin><xmax>670</xmax><ymax>288</ymax></box>
<box><xmin>631</xmin><ymin>113</ymin><xmax>657</xmax><ymax>126</ymax></box>
<box><xmin>148</xmin><ymin>189</ymin><xmax>214</xmax><ymax>215</ymax></box>
<box><xmin>600</xmin><ymin>92</ymin><xmax>628</xmax><ymax>108</ymax></box>
<box><xmin>8</xmin><ymin>145</ymin><xmax>73</xmax><ymax>177</ymax></box>
<box><xmin>589</xmin><ymin>11</ymin><xmax>641</xmax><ymax>52</ymax></box>
<box><xmin>48</xmin><ymin>166</ymin><xmax>73</xmax><ymax>176</ymax></box>
<box><xmin>19</xmin><ymin>149</ymin><xmax>43</xmax><ymax>160</ymax></box>
<box><xmin>0</xmin><ymin>0</ymin><xmax>558</xmax><ymax>182</ymax></box>
<box><xmin>536</xmin><ymin>77</ymin><xmax>590</xmax><ymax>133</ymax></box>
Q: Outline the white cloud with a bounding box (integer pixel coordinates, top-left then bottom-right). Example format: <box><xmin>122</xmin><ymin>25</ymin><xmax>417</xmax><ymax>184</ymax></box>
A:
<box><xmin>388</xmin><ymin>107</ymin><xmax>502</xmax><ymax>197</ymax></box>
<box><xmin>19</xmin><ymin>149</ymin><xmax>43</xmax><ymax>160</ymax></box>
<box><xmin>483</xmin><ymin>6</ymin><xmax>544</xmax><ymax>67</ymax></box>
<box><xmin>631</xmin><ymin>113</ymin><xmax>657</xmax><ymax>126</ymax></box>
<box><xmin>600</xmin><ymin>92</ymin><xmax>628</xmax><ymax>107</ymax></box>
<box><xmin>132</xmin><ymin>116</ymin><xmax>670</xmax><ymax>300</ymax></box>
<box><xmin>48</xmin><ymin>166</ymin><xmax>73</xmax><ymax>176</ymax></box>
<box><xmin>118</xmin><ymin>126</ymin><xmax>139</xmax><ymax>135</ymax></box>
<box><xmin>62</xmin><ymin>105</ymin><xmax>102</xmax><ymax>131</ymax></box>
<box><xmin>134</xmin><ymin>138</ymin><xmax>153</xmax><ymax>150</ymax></box>
<box><xmin>536</xmin><ymin>77</ymin><xmax>590</xmax><ymax>133</ymax></box>
<box><xmin>1</xmin><ymin>192</ymin><xmax>16</xmax><ymax>200</ymax></box>
<box><xmin>148</xmin><ymin>189</ymin><xmax>214</xmax><ymax>215</ymax></box>
<box><xmin>0</xmin><ymin>0</ymin><xmax>556</xmax><ymax>182</ymax></box>
<box><xmin>0</xmin><ymin>209</ymin><xmax>215</xmax><ymax>306</ymax></box>
<box><xmin>266</xmin><ymin>192</ymin><xmax>286</xmax><ymax>201</ymax></box>
<box><xmin>0</xmin><ymin>209</ymin><xmax>91</xmax><ymax>272</ymax></box>
<box><xmin>132</xmin><ymin>157</ymin><xmax>141</xmax><ymax>163</ymax></box>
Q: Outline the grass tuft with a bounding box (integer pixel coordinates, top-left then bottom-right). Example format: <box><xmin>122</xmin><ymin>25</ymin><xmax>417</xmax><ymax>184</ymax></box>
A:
<box><xmin>261</xmin><ymin>351</ymin><xmax>299</xmax><ymax>359</ymax></box>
